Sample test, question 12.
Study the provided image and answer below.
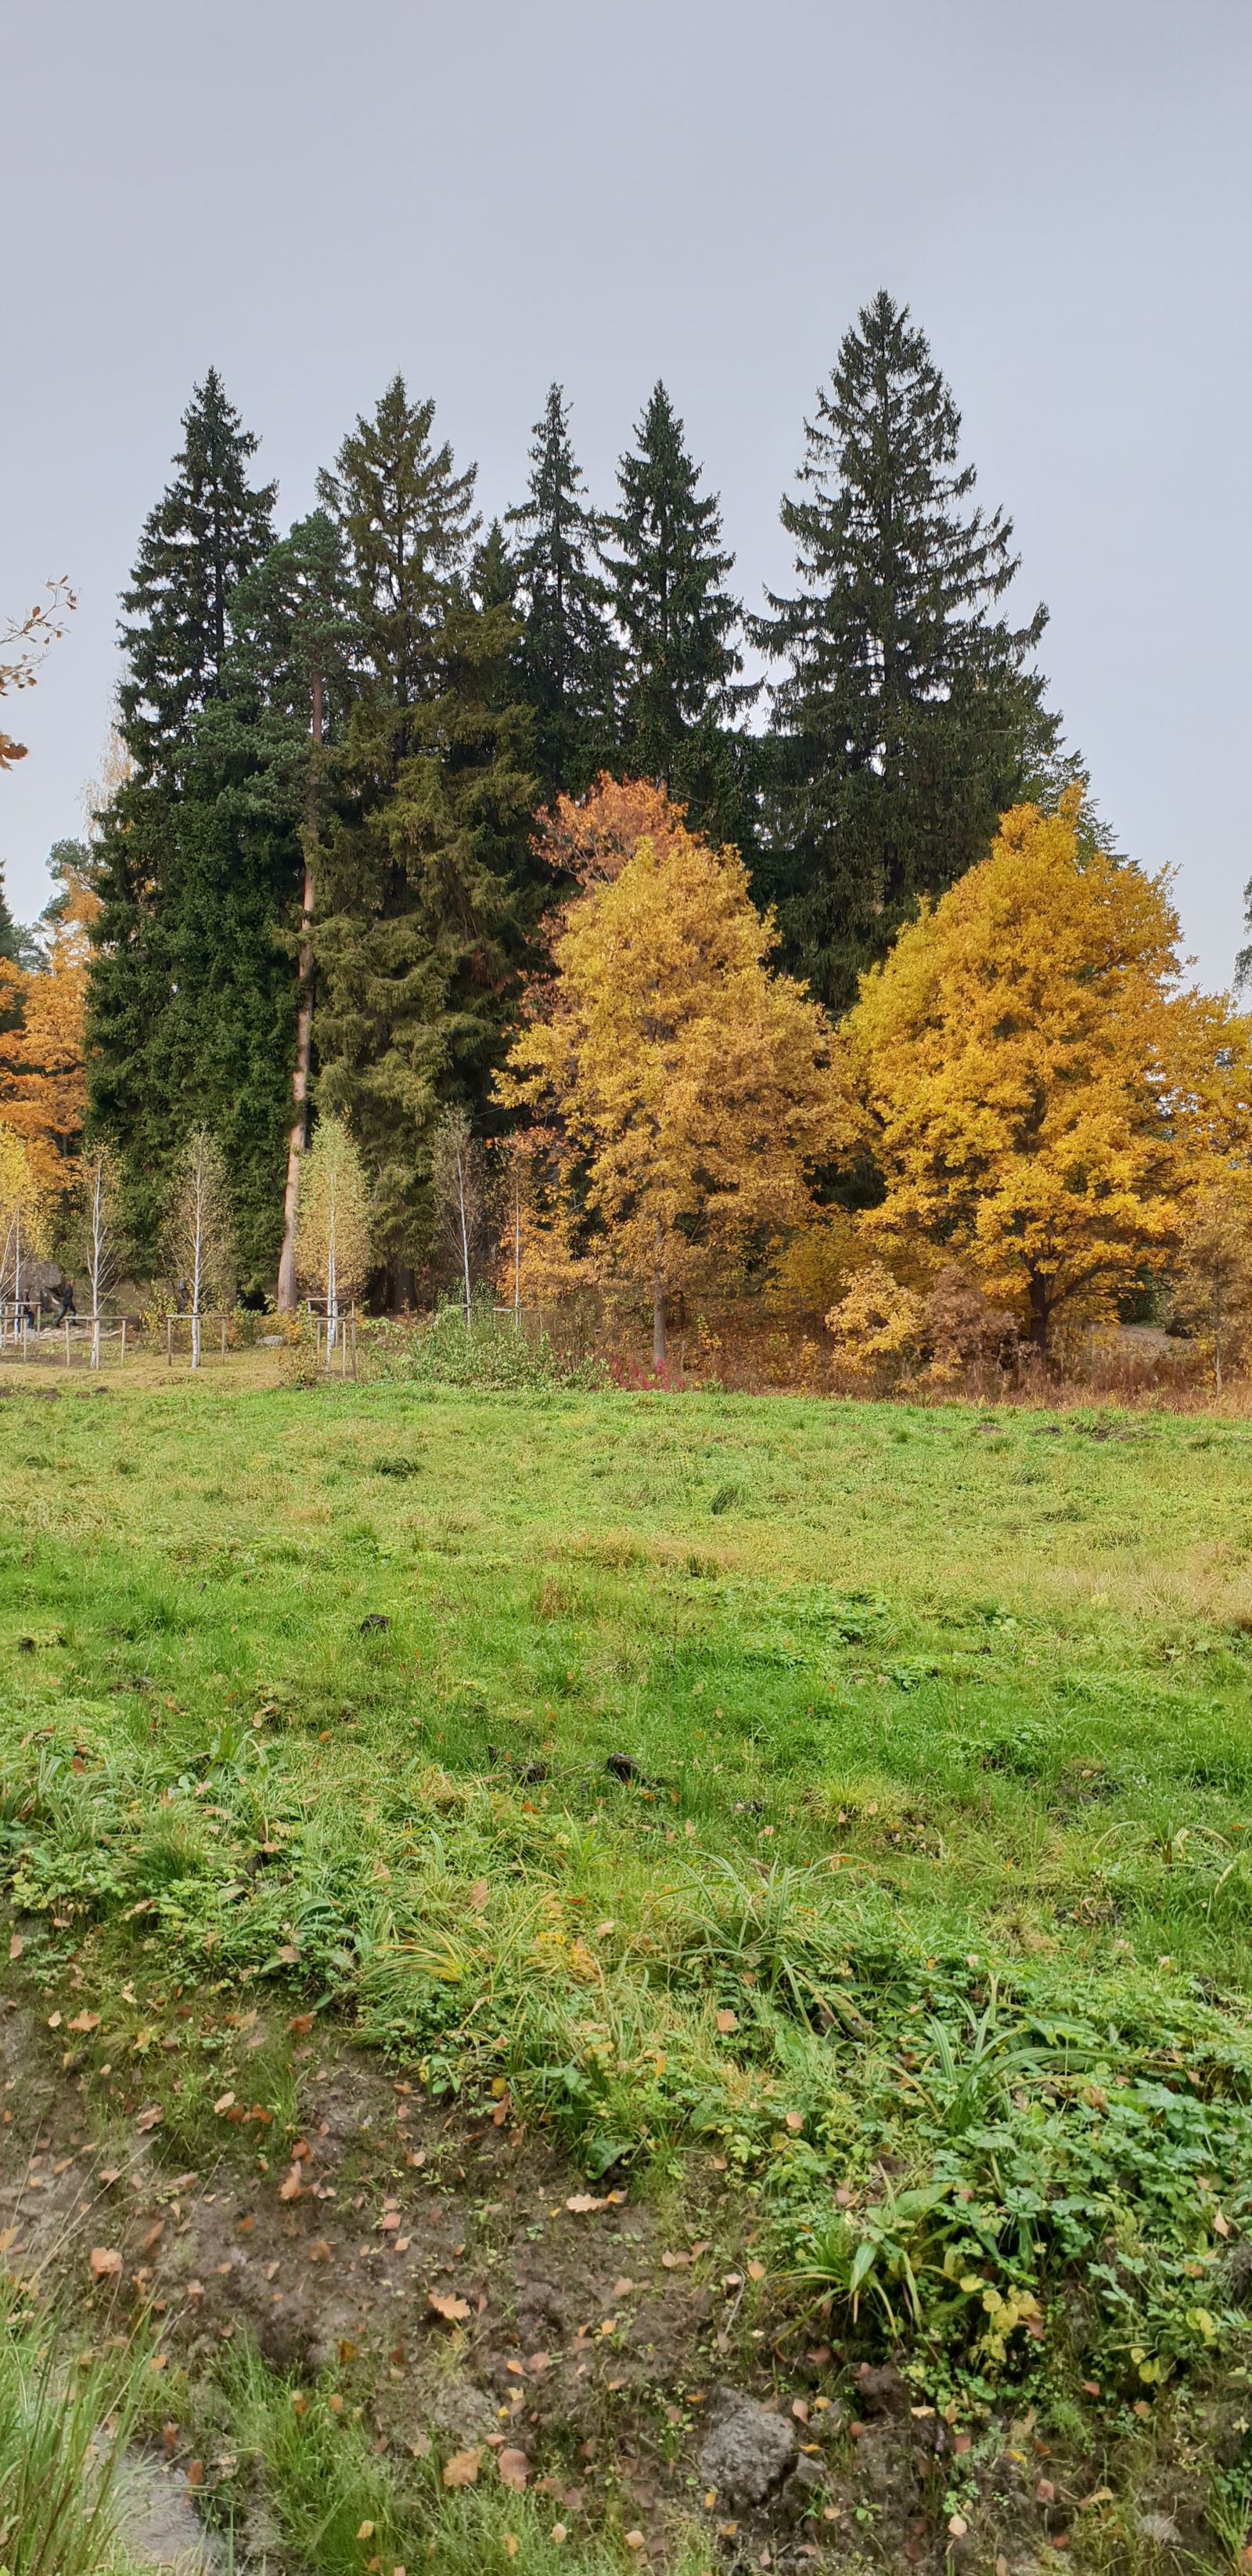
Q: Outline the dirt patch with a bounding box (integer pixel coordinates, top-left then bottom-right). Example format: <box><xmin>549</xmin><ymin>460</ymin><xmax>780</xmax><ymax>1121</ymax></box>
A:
<box><xmin>0</xmin><ymin>1978</ymin><xmax>1243</xmax><ymax>2570</ymax></box>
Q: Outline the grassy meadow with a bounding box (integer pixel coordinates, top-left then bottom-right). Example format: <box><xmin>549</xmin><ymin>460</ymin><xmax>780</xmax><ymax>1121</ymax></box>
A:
<box><xmin>5</xmin><ymin>1365</ymin><xmax>1252</xmax><ymax>2570</ymax></box>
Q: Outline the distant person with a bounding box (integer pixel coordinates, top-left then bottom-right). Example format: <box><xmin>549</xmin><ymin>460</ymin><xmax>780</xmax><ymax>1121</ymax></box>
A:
<box><xmin>52</xmin><ymin>1280</ymin><xmax>77</xmax><ymax>1324</ymax></box>
<box><xmin>20</xmin><ymin>1298</ymin><xmax>34</xmax><ymax>1331</ymax></box>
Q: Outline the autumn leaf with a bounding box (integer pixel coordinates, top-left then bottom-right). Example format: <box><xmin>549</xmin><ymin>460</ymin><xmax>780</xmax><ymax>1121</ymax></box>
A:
<box><xmin>89</xmin><ymin>2247</ymin><xmax>121</xmax><ymax>2277</ymax></box>
<box><xmin>747</xmin><ymin>2259</ymin><xmax>765</xmax><ymax>2281</ymax></box>
<box><xmin>7</xmin><ymin>1933</ymin><xmax>23</xmax><ymax>1961</ymax></box>
<box><xmin>67</xmin><ymin>2010</ymin><xmax>100</xmax><ymax>2032</ymax></box>
<box><xmin>715</xmin><ymin>2009</ymin><xmax>738</xmax><ymax>2034</ymax></box>
<box><xmin>135</xmin><ymin>2104</ymin><xmax>163</xmax><ymax>2133</ymax></box>
<box><xmin>213</xmin><ymin>2091</ymin><xmax>236</xmax><ymax>2116</ymax></box>
<box><xmin>660</xmin><ymin>2250</ymin><xmax>690</xmax><ymax>2269</ymax></box>
<box><xmin>277</xmin><ymin>2167</ymin><xmax>304</xmax><ymax>2203</ymax></box>
<box><xmin>497</xmin><ymin>2448</ymin><xmax>529</xmax><ymax>2491</ymax></box>
<box><xmin>287</xmin><ymin>2012</ymin><xmax>314</xmax><ymax>2036</ymax></box>
<box><xmin>565</xmin><ymin>2193</ymin><xmax>605</xmax><ymax>2214</ymax></box>
<box><xmin>428</xmin><ymin>2292</ymin><xmax>471</xmax><ymax>2323</ymax></box>
<box><xmin>441</xmin><ymin>2448</ymin><xmax>480</xmax><ymax>2487</ymax></box>
<box><xmin>784</xmin><ymin>2109</ymin><xmax>804</xmax><ymax>2133</ymax></box>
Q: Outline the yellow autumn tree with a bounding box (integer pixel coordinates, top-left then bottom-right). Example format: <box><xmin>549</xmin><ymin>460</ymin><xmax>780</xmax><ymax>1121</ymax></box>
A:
<box><xmin>0</xmin><ymin>1119</ymin><xmax>49</xmax><ymax>1321</ymax></box>
<box><xmin>497</xmin><ymin>825</ymin><xmax>836</xmax><ymax>1367</ymax></box>
<box><xmin>0</xmin><ymin>856</ymin><xmax>98</xmax><ymax>1194</ymax></box>
<box><xmin>835</xmin><ymin>796</ymin><xmax>1252</xmax><ymax>1352</ymax></box>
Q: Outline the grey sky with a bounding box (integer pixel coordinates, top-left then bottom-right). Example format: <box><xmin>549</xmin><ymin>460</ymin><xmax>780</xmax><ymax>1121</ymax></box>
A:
<box><xmin>3</xmin><ymin>0</ymin><xmax>1248</xmax><ymax>985</ymax></box>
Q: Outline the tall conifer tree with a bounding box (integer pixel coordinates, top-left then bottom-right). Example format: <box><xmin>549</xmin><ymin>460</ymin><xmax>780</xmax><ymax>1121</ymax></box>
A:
<box><xmin>118</xmin><ymin>369</ymin><xmax>277</xmax><ymax>780</ymax></box>
<box><xmin>602</xmin><ymin>383</ymin><xmax>754</xmax><ymax>843</ymax></box>
<box><xmin>507</xmin><ymin>384</ymin><xmax>618</xmax><ymax>802</ymax></box>
<box><xmin>312</xmin><ymin>388</ymin><xmax>538</xmax><ymax>1290</ymax></box>
<box><xmin>89</xmin><ymin>373</ymin><xmax>295</xmax><ymax>1284</ymax></box>
<box><xmin>754</xmin><ymin>291</ymin><xmax>1056</xmax><ymax>1012</ymax></box>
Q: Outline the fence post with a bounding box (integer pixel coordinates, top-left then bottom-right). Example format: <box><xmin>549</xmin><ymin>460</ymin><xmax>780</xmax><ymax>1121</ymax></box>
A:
<box><xmin>91</xmin><ymin>1314</ymin><xmax>100</xmax><ymax>1371</ymax></box>
<box><xmin>351</xmin><ymin>1307</ymin><xmax>358</xmax><ymax>1381</ymax></box>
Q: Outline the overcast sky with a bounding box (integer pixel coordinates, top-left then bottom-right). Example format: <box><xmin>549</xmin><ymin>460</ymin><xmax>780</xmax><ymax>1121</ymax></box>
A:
<box><xmin>3</xmin><ymin>0</ymin><xmax>1249</xmax><ymax>985</ymax></box>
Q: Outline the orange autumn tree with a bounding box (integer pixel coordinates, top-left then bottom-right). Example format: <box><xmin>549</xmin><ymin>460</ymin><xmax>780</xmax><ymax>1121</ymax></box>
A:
<box><xmin>532</xmin><ymin>773</ymin><xmax>693</xmax><ymax>896</ymax></box>
<box><xmin>835</xmin><ymin>796</ymin><xmax>1252</xmax><ymax>1352</ymax></box>
<box><xmin>498</xmin><ymin>820</ymin><xmax>836</xmax><ymax>1367</ymax></box>
<box><xmin>0</xmin><ymin>856</ymin><xmax>98</xmax><ymax>1196</ymax></box>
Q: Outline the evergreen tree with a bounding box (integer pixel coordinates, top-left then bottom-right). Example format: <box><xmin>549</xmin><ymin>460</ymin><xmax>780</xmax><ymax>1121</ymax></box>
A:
<box><xmin>602</xmin><ymin>382</ymin><xmax>754</xmax><ymax>841</ymax></box>
<box><xmin>311</xmin><ymin>386</ymin><xmax>539</xmax><ymax>1288</ymax></box>
<box><xmin>754</xmin><ymin>290</ymin><xmax>1056</xmax><ymax>1012</ymax></box>
<box><xmin>0</xmin><ymin>862</ymin><xmax>38</xmax><ymax>975</ymax></box>
<box><xmin>118</xmin><ymin>368</ymin><xmax>277</xmax><ymax>780</ymax></box>
<box><xmin>507</xmin><ymin>384</ymin><xmax>619</xmax><ymax>802</ymax></box>
<box><xmin>316</xmin><ymin>373</ymin><xmax>477</xmax><ymax>746</ymax></box>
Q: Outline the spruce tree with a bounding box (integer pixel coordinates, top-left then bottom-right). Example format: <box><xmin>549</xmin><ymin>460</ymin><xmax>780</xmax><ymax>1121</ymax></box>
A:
<box><xmin>507</xmin><ymin>384</ymin><xmax>618</xmax><ymax>802</ymax></box>
<box><xmin>754</xmin><ymin>290</ymin><xmax>1056</xmax><ymax>1012</ymax></box>
<box><xmin>316</xmin><ymin>373</ymin><xmax>477</xmax><ymax>745</ymax></box>
<box><xmin>311</xmin><ymin>385</ymin><xmax>540</xmax><ymax>1288</ymax></box>
<box><xmin>602</xmin><ymin>382</ymin><xmax>754</xmax><ymax>841</ymax></box>
<box><xmin>118</xmin><ymin>368</ymin><xmax>277</xmax><ymax>779</ymax></box>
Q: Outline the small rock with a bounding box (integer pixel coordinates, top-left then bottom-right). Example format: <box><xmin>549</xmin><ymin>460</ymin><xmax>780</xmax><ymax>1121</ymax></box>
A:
<box><xmin>699</xmin><ymin>2387</ymin><xmax>797</xmax><ymax>2506</ymax></box>
<box><xmin>855</xmin><ymin>2360</ymin><xmax>907</xmax><ymax>2412</ymax></box>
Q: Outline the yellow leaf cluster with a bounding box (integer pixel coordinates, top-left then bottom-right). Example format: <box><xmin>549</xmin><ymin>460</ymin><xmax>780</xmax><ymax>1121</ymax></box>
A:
<box><xmin>0</xmin><ymin>866</ymin><xmax>97</xmax><ymax>1193</ymax></box>
<box><xmin>835</xmin><ymin>798</ymin><xmax>1252</xmax><ymax>1349</ymax></box>
<box><xmin>498</xmin><ymin>823</ymin><xmax>836</xmax><ymax>1342</ymax></box>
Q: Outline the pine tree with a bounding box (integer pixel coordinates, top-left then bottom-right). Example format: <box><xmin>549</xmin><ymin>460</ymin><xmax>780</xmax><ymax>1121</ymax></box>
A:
<box><xmin>507</xmin><ymin>384</ymin><xmax>618</xmax><ymax>802</ymax></box>
<box><xmin>316</xmin><ymin>373</ymin><xmax>477</xmax><ymax>746</ymax></box>
<box><xmin>602</xmin><ymin>383</ymin><xmax>754</xmax><ymax>842</ymax></box>
<box><xmin>88</xmin><ymin>372</ymin><xmax>293</xmax><ymax>1286</ymax></box>
<box><xmin>310</xmin><ymin>386</ymin><xmax>541</xmax><ymax>1288</ymax></box>
<box><xmin>754</xmin><ymin>290</ymin><xmax>1056</xmax><ymax>1013</ymax></box>
<box><xmin>118</xmin><ymin>368</ymin><xmax>276</xmax><ymax>779</ymax></box>
<box><xmin>315</xmin><ymin>560</ymin><xmax>538</xmax><ymax>1277</ymax></box>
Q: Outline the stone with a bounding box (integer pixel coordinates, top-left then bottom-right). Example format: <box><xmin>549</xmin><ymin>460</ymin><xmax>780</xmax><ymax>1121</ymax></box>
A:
<box><xmin>113</xmin><ymin>2451</ymin><xmax>224</xmax><ymax>2570</ymax></box>
<box><xmin>699</xmin><ymin>2388</ymin><xmax>797</xmax><ymax>2506</ymax></box>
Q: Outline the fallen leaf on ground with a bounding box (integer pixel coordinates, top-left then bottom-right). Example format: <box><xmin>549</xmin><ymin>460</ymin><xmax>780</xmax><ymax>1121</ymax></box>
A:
<box><xmin>185</xmin><ymin>2461</ymin><xmax>203</xmax><ymax>2488</ymax></box>
<box><xmin>67</xmin><ymin>2010</ymin><xmax>100</xmax><ymax>2032</ymax></box>
<box><xmin>565</xmin><ymin>2194</ymin><xmax>605</xmax><ymax>2214</ymax></box>
<box><xmin>661</xmin><ymin>2250</ymin><xmax>690</xmax><ymax>2268</ymax></box>
<box><xmin>287</xmin><ymin>2012</ymin><xmax>314</xmax><ymax>2036</ymax></box>
<box><xmin>612</xmin><ymin>2276</ymin><xmax>634</xmax><ymax>2298</ymax></box>
<box><xmin>497</xmin><ymin>2448</ymin><xmax>528</xmax><ymax>2491</ymax></box>
<box><xmin>135</xmin><ymin>2104</ymin><xmax>163</xmax><ymax>2133</ymax></box>
<box><xmin>89</xmin><ymin>2247</ymin><xmax>121</xmax><ymax>2277</ymax></box>
<box><xmin>277</xmin><ymin>2167</ymin><xmax>304</xmax><ymax>2202</ymax></box>
<box><xmin>442</xmin><ymin>2448</ymin><xmax>480</xmax><ymax>2487</ymax></box>
<box><xmin>793</xmin><ymin>2399</ymin><xmax>809</xmax><ymax>2422</ymax></box>
<box><xmin>428</xmin><ymin>2291</ymin><xmax>471</xmax><ymax>2322</ymax></box>
<box><xmin>715</xmin><ymin>2009</ymin><xmax>738</xmax><ymax>2034</ymax></box>
<box><xmin>747</xmin><ymin>2259</ymin><xmax>765</xmax><ymax>2281</ymax></box>
<box><xmin>7</xmin><ymin>1934</ymin><xmax>22</xmax><ymax>1960</ymax></box>
<box><xmin>784</xmin><ymin>2110</ymin><xmax>804</xmax><ymax>2132</ymax></box>
<box><xmin>142</xmin><ymin>2222</ymin><xmax>164</xmax><ymax>2252</ymax></box>
<box><xmin>624</xmin><ymin>2535</ymin><xmax>645</xmax><ymax>2553</ymax></box>
<box><xmin>213</xmin><ymin>2092</ymin><xmax>236</xmax><ymax>2116</ymax></box>
<box><xmin>46</xmin><ymin>2012</ymin><xmax>62</xmax><ymax>2029</ymax></box>
<box><xmin>527</xmin><ymin>2351</ymin><xmax>550</xmax><ymax>2372</ymax></box>
<box><xmin>469</xmin><ymin>1879</ymin><xmax>489</xmax><ymax>1911</ymax></box>
<box><xmin>357</xmin><ymin>2523</ymin><xmax>375</xmax><ymax>2541</ymax></box>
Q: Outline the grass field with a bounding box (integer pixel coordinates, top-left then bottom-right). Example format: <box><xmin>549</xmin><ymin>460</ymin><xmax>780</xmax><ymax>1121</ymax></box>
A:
<box><xmin>4</xmin><ymin>1368</ymin><xmax>1252</xmax><ymax>2571</ymax></box>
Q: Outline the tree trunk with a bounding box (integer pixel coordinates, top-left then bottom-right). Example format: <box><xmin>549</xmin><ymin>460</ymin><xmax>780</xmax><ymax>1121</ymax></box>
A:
<box><xmin>652</xmin><ymin>1218</ymin><xmax>666</xmax><ymax>1371</ymax></box>
<box><xmin>1027</xmin><ymin>1269</ymin><xmax>1049</xmax><ymax>1355</ymax></box>
<box><xmin>276</xmin><ymin>672</ymin><xmax>322</xmax><ymax>1312</ymax></box>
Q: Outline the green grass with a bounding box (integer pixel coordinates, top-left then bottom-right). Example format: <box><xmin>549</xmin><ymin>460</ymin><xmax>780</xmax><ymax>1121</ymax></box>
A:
<box><xmin>5</xmin><ymin>1377</ymin><xmax>1252</xmax><ymax>2440</ymax></box>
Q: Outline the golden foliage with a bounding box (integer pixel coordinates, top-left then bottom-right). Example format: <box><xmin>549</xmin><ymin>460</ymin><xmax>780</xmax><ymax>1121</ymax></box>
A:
<box><xmin>296</xmin><ymin>1115</ymin><xmax>371</xmax><ymax>1317</ymax></box>
<box><xmin>0</xmin><ymin>862</ymin><xmax>98</xmax><ymax>1191</ymax></box>
<box><xmin>1168</xmin><ymin>1185</ymin><xmax>1252</xmax><ymax>1389</ymax></box>
<box><xmin>834</xmin><ymin>797</ymin><xmax>1252</xmax><ymax>1350</ymax></box>
<box><xmin>498</xmin><ymin>823</ymin><xmax>835</xmax><ymax>1344</ymax></box>
<box><xmin>826</xmin><ymin>1262</ymin><xmax>923</xmax><ymax>1380</ymax></box>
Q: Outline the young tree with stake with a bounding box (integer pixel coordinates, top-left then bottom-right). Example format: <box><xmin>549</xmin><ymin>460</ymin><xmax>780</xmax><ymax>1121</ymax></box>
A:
<box><xmin>162</xmin><ymin>1129</ymin><xmax>235</xmax><ymax>1369</ymax></box>
<box><xmin>296</xmin><ymin>1115</ymin><xmax>371</xmax><ymax>1359</ymax></box>
<box><xmin>430</xmin><ymin>1107</ymin><xmax>484</xmax><ymax>1322</ymax></box>
<box><xmin>79</xmin><ymin>1145</ymin><xmax>126</xmax><ymax>1368</ymax></box>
